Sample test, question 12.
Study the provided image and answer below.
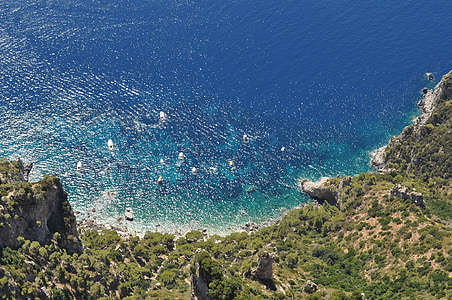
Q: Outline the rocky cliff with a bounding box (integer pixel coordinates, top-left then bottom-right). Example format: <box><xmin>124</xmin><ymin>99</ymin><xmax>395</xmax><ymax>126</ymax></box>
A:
<box><xmin>190</xmin><ymin>251</ymin><xmax>213</xmax><ymax>300</ymax></box>
<box><xmin>0</xmin><ymin>159</ymin><xmax>82</xmax><ymax>254</ymax></box>
<box><xmin>299</xmin><ymin>177</ymin><xmax>336</xmax><ymax>205</ymax></box>
<box><xmin>299</xmin><ymin>176</ymin><xmax>351</xmax><ymax>207</ymax></box>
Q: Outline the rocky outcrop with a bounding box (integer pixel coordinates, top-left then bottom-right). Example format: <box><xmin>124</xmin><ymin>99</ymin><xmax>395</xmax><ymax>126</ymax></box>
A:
<box><xmin>299</xmin><ymin>177</ymin><xmax>336</xmax><ymax>205</ymax></box>
<box><xmin>371</xmin><ymin>70</ymin><xmax>452</xmax><ymax>172</ymax></box>
<box><xmin>416</xmin><ymin>70</ymin><xmax>452</xmax><ymax>125</ymax></box>
<box><xmin>299</xmin><ymin>176</ymin><xmax>351</xmax><ymax>207</ymax></box>
<box><xmin>0</xmin><ymin>159</ymin><xmax>82</xmax><ymax>254</ymax></box>
<box><xmin>20</xmin><ymin>161</ymin><xmax>34</xmax><ymax>182</ymax></box>
<box><xmin>0</xmin><ymin>159</ymin><xmax>33</xmax><ymax>183</ymax></box>
<box><xmin>190</xmin><ymin>251</ymin><xmax>216</xmax><ymax>300</ymax></box>
<box><xmin>303</xmin><ymin>280</ymin><xmax>318</xmax><ymax>294</ymax></box>
<box><xmin>190</xmin><ymin>268</ymin><xmax>210</xmax><ymax>300</ymax></box>
<box><xmin>253</xmin><ymin>252</ymin><xmax>274</xmax><ymax>281</ymax></box>
<box><xmin>390</xmin><ymin>184</ymin><xmax>425</xmax><ymax>207</ymax></box>
<box><xmin>371</xmin><ymin>145</ymin><xmax>389</xmax><ymax>173</ymax></box>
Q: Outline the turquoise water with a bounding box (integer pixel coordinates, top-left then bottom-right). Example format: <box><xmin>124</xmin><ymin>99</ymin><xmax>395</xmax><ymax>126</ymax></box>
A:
<box><xmin>0</xmin><ymin>0</ymin><xmax>451</xmax><ymax>235</ymax></box>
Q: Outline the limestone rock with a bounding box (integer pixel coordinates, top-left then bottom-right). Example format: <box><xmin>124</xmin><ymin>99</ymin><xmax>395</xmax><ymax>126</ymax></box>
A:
<box><xmin>416</xmin><ymin>70</ymin><xmax>452</xmax><ymax>126</ymax></box>
<box><xmin>0</xmin><ymin>160</ymin><xmax>82</xmax><ymax>254</ymax></box>
<box><xmin>190</xmin><ymin>261</ymin><xmax>211</xmax><ymax>300</ymax></box>
<box><xmin>191</xmin><ymin>273</ymin><xmax>209</xmax><ymax>300</ymax></box>
<box><xmin>303</xmin><ymin>279</ymin><xmax>318</xmax><ymax>294</ymax></box>
<box><xmin>371</xmin><ymin>145</ymin><xmax>389</xmax><ymax>172</ymax></box>
<box><xmin>0</xmin><ymin>159</ymin><xmax>34</xmax><ymax>183</ymax></box>
<box><xmin>253</xmin><ymin>252</ymin><xmax>274</xmax><ymax>281</ymax></box>
<box><xmin>17</xmin><ymin>159</ymin><xmax>33</xmax><ymax>182</ymax></box>
<box><xmin>124</xmin><ymin>208</ymin><xmax>134</xmax><ymax>221</ymax></box>
<box><xmin>390</xmin><ymin>184</ymin><xmax>425</xmax><ymax>207</ymax></box>
<box><xmin>299</xmin><ymin>177</ymin><xmax>336</xmax><ymax>205</ymax></box>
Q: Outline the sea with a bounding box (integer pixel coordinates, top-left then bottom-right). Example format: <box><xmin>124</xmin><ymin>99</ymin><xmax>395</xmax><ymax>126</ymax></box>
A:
<box><xmin>0</xmin><ymin>0</ymin><xmax>451</xmax><ymax>235</ymax></box>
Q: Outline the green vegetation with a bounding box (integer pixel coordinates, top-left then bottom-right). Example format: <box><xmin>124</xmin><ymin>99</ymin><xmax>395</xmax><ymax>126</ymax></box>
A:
<box><xmin>383</xmin><ymin>76</ymin><xmax>452</xmax><ymax>220</ymax></box>
<box><xmin>1</xmin><ymin>71</ymin><xmax>452</xmax><ymax>299</ymax></box>
<box><xmin>2</xmin><ymin>176</ymin><xmax>452</xmax><ymax>299</ymax></box>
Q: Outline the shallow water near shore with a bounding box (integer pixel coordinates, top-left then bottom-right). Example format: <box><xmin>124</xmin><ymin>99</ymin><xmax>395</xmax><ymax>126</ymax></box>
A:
<box><xmin>0</xmin><ymin>0</ymin><xmax>451</xmax><ymax>235</ymax></box>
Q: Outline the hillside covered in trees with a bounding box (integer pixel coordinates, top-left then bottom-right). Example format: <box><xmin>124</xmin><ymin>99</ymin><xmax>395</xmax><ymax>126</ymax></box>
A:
<box><xmin>1</xmin><ymin>70</ymin><xmax>452</xmax><ymax>299</ymax></box>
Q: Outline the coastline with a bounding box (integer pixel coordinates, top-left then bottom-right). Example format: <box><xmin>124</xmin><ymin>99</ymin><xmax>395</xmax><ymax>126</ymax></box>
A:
<box><xmin>75</xmin><ymin>205</ymin><xmax>305</xmax><ymax>240</ymax></box>
<box><xmin>76</xmin><ymin>70</ymin><xmax>452</xmax><ymax>240</ymax></box>
<box><xmin>371</xmin><ymin>70</ymin><xmax>452</xmax><ymax>172</ymax></box>
<box><xmin>300</xmin><ymin>70</ymin><xmax>452</xmax><ymax>203</ymax></box>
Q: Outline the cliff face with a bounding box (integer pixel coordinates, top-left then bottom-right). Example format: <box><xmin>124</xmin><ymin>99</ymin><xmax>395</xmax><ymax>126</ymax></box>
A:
<box><xmin>0</xmin><ymin>159</ymin><xmax>82</xmax><ymax>254</ymax></box>
<box><xmin>299</xmin><ymin>176</ymin><xmax>352</xmax><ymax>207</ymax></box>
<box><xmin>299</xmin><ymin>177</ymin><xmax>337</xmax><ymax>205</ymax></box>
<box><xmin>190</xmin><ymin>252</ymin><xmax>213</xmax><ymax>300</ymax></box>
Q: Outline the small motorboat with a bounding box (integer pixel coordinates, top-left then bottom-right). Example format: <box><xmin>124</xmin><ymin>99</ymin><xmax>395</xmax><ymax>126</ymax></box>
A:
<box><xmin>159</xmin><ymin>111</ymin><xmax>167</xmax><ymax>122</ymax></box>
<box><xmin>178</xmin><ymin>152</ymin><xmax>185</xmax><ymax>160</ymax></box>
<box><xmin>243</xmin><ymin>134</ymin><xmax>249</xmax><ymax>143</ymax></box>
<box><xmin>108</xmin><ymin>139</ymin><xmax>114</xmax><ymax>151</ymax></box>
<box><xmin>125</xmin><ymin>208</ymin><xmax>134</xmax><ymax>221</ymax></box>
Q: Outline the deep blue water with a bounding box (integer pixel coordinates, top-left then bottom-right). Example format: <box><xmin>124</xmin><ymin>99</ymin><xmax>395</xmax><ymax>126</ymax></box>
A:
<box><xmin>0</xmin><ymin>0</ymin><xmax>451</xmax><ymax>234</ymax></box>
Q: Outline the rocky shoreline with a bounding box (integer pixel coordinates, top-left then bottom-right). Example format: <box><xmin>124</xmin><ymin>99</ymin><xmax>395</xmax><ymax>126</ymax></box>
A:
<box><xmin>371</xmin><ymin>70</ymin><xmax>452</xmax><ymax>172</ymax></box>
<box><xmin>300</xmin><ymin>70</ymin><xmax>452</xmax><ymax>202</ymax></box>
<box><xmin>0</xmin><ymin>159</ymin><xmax>83</xmax><ymax>254</ymax></box>
<box><xmin>75</xmin><ymin>204</ymin><xmax>301</xmax><ymax>242</ymax></box>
